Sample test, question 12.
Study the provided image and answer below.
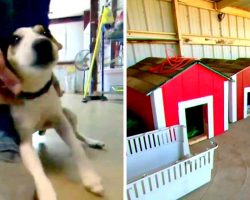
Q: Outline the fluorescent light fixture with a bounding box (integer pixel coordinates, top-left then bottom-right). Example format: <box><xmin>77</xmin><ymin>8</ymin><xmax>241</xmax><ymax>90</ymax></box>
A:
<box><xmin>49</xmin><ymin>0</ymin><xmax>90</xmax><ymax>19</ymax></box>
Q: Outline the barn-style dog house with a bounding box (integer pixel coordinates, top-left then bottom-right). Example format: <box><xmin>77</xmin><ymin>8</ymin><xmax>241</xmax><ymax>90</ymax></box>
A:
<box><xmin>127</xmin><ymin>57</ymin><xmax>231</xmax><ymax>141</ymax></box>
<box><xmin>201</xmin><ymin>58</ymin><xmax>250</xmax><ymax>123</ymax></box>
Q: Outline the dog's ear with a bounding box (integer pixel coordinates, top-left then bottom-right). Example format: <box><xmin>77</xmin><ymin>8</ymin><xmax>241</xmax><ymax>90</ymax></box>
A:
<box><xmin>33</xmin><ymin>25</ymin><xmax>63</xmax><ymax>50</ymax></box>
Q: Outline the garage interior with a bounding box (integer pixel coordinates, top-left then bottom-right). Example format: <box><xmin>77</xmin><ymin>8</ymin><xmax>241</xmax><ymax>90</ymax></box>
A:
<box><xmin>48</xmin><ymin>0</ymin><xmax>123</xmax><ymax>199</ymax></box>
<box><xmin>127</xmin><ymin>0</ymin><xmax>250</xmax><ymax>199</ymax></box>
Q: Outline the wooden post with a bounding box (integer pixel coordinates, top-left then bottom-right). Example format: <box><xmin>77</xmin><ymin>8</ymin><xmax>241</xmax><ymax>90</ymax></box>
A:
<box><xmin>110</xmin><ymin>0</ymin><xmax>118</xmax><ymax>68</ymax></box>
<box><xmin>172</xmin><ymin>0</ymin><xmax>183</xmax><ymax>56</ymax></box>
<box><xmin>90</xmin><ymin>0</ymin><xmax>98</xmax><ymax>93</ymax></box>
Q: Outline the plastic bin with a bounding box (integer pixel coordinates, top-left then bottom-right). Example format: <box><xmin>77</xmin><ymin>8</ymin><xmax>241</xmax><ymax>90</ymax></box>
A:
<box><xmin>127</xmin><ymin>125</ymin><xmax>218</xmax><ymax>200</ymax></box>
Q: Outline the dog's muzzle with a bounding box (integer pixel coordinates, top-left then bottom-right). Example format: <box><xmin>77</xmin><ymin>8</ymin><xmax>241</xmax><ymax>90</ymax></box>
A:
<box><xmin>32</xmin><ymin>39</ymin><xmax>54</xmax><ymax>66</ymax></box>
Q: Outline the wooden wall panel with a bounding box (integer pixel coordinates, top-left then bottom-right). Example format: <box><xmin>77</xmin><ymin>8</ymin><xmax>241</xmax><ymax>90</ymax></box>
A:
<box><xmin>203</xmin><ymin>45</ymin><xmax>214</xmax><ymax>58</ymax></box>
<box><xmin>210</xmin><ymin>11</ymin><xmax>220</xmax><ymax>36</ymax></box>
<box><xmin>228</xmin><ymin>15</ymin><xmax>237</xmax><ymax>38</ymax></box>
<box><xmin>246</xmin><ymin>47</ymin><xmax>250</xmax><ymax>57</ymax></box>
<box><xmin>127</xmin><ymin>0</ymin><xmax>250</xmax><ymax>66</ymax></box>
<box><xmin>213</xmin><ymin>46</ymin><xmax>223</xmax><ymax>58</ymax></box>
<box><xmin>127</xmin><ymin>43</ymin><xmax>179</xmax><ymax>66</ymax></box>
<box><xmin>182</xmin><ymin>45</ymin><xmax>193</xmax><ymax>57</ymax></box>
<box><xmin>220</xmin><ymin>14</ymin><xmax>230</xmax><ymax>37</ymax></box>
<box><xmin>231</xmin><ymin>46</ymin><xmax>239</xmax><ymax>59</ymax></box>
<box><xmin>127</xmin><ymin>44</ymin><xmax>136</xmax><ymax>67</ymax></box>
<box><xmin>188</xmin><ymin>7</ymin><xmax>201</xmax><ymax>35</ymax></box>
<box><xmin>127</xmin><ymin>0</ymin><xmax>174</xmax><ymax>32</ymax></box>
<box><xmin>179</xmin><ymin>5</ymin><xmax>190</xmax><ymax>34</ymax></box>
<box><xmin>133</xmin><ymin>44</ymin><xmax>152</xmax><ymax>63</ymax></box>
<box><xmin>222</xmin><ymin>46</ymin><xmax>232</xmax><ymax>59</ymax></box>
<box><xmin>127</xmin><ymin>0</ymin><xmax>147</xmax><ymax>30</ymax></box>
<box><xmin>244</xmin><ymin>18</ymin><xmax>250</xmax><ymax>38</ymax></box>
<box><xmin>237</xmin><ymin>16</ymin><xmax>245</xmax><ymax>38</ymax></box>
<box><xmin>200</xmin><ymin>9</ymin><xmax>211</xmax><ymax>35</ymax></box>
<box><xmin>160</xmin><ymin>1</ymin><xmax>175</xmax><ymax>32</ymax></box>
<box><xmin>239</xmin><ymin>46</ymin><xmax>246</xmax><ymax>57</ymax></box>
<box><xmin>192</xmin><ymin>45</ymin><xmax>204</xmax><ymax>58</ymax></box>
<box><xmin>144</xmin><ymin>0</ymin><xmax>163</xmax><ymax>31</ymax></box>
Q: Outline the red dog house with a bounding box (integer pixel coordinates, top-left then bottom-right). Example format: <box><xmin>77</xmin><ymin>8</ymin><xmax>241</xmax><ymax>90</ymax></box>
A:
<box><xmin>127</xmin><ymin>57</ymin><xmax>231</xmax><ymax>140</ymax></box>
<box><xmin>201</xmin><ymin>58</ymin><xmax>250</xmax><ymax>123</ymax></box>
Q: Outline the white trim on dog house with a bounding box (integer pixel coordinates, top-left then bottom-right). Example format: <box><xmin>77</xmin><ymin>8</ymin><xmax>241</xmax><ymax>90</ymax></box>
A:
<box><xmin>224</xmin><ymin>81</ymin><xmax>229</xmax><ymax>131</ymax></box>
<box><xmin>201</xmin><ymin>59</ymin><xmax>250</xmax><ymax>123</ymax></box>
<box><xmin>178</xmin><ymin>95</ymin><xmax>214</xmax><ymax>139</ymax></box>
<box><xmin>229</xmin><ymin>75</ymin><xmax>237</xmax><ymax>123</ymax></box>
<box><xmin>150</xmin><ymin>88</ymin><xmax>166</xmax><ymax>129</ymax></box>
<box><xmin>128</xmin><ymin>58</ymin><xmax>231</xmax><ymax>138</ymax></box>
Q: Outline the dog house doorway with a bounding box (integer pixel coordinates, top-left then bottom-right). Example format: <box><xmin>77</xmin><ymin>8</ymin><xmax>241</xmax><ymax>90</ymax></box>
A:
<box><xmin>244</xmin><ymin>87</ymin><xmax>250</xmax><ymax>118</ymax></box>
<box><xmin>185</xmin><ymin>104</ymin><xmax>208</xmax><ymax>143</ymax></box>
<box><xmin>178</xmin><ymin>96</ymin><xmax>214</xmax><ymax>145</ymax></box>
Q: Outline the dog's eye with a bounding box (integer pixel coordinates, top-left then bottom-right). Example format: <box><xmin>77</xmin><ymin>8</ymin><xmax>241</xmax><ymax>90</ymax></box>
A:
<box><xmin>41</xmin><ymin>29</ymin><xmax>52</xmax><ymax>38</ymax></box>
<box><xmin>10</xmin><ymin>35</ymin><xmax>21</xmax><ymax>46</ymax></box>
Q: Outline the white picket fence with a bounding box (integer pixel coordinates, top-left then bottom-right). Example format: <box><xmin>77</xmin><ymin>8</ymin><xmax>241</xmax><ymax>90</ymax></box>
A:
<box><xmin>127</xmin><ymin>125</ymin><xmax>218</xmax><ymax>200</ymax></box>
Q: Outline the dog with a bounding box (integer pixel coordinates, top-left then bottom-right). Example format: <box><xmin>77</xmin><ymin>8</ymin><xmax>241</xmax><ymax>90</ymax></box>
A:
<box><xmin>4</xmin><ymin>25</ymin><xmax>105</xmax><ymax>200</ymax></box>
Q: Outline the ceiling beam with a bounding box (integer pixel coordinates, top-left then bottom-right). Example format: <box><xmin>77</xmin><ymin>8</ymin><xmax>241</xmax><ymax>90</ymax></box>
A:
<box><xmin>217</xmin><ymin>0</ymin><xmax>240</xmax><ymax>10</ymax></box>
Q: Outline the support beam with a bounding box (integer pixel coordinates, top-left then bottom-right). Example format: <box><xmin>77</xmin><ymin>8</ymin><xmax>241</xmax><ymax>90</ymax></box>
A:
<box><xmin>110</xmin><ymin>0</ymin><xmax>118</xmax><ymax>68</ymax></box>
<box><xmin>127</xmin><ymin>30</ymin><xmax>177</xmax><ymax>41</ymax></box>
<box><xmin>90</xmin><ymin>0</ymin><xmax>98</xmax><ymax>93</ymax></box>
<box><xmin>172</xmin><ymin>0</ymin><xmax>183</xmax><ymax>56</ymax></box>
<box><xmin>182</xmin><ymin>33</ymin><xmax>250</xmax><ymax>47</ymax></box>
<box><xmin>217</xmin><ymin>0</ymin><xmax>240</xmax><ymax>10</ymax></box>
<box><xmin>220</xmin><ymin>6</ymin><xmax>250</xmax><ymax>18</ymax></box>
<box><xmin>179</xmin><ymin>0</ymin><xmax>214</xmax><ymax>10</ymax></box>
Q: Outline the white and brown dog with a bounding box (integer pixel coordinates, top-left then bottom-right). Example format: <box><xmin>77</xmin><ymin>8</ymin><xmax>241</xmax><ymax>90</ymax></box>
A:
<box><xmin>5</xmin><ymin>25</ymin><xmax>105</xmax><ymax>200</ymax></box>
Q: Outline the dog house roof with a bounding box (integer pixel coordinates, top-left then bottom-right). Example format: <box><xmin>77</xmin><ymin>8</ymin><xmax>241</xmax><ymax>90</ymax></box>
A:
<box><xmin>200</xmin><ymin>58</ymin><xmax>250</xmax><ymax>77</ymax></box>
<box><xmin>127</xmin><ymin>57</ymin><xmax>231</xmax><ymax>95</ymax></box>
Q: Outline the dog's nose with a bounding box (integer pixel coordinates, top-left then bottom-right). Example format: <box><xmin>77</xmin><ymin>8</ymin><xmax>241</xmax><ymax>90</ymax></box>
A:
<box><xmin>32</xmin><ymin>39</ymin><xmax>54</xmax><ymax>66</ymax></box>
<box><xmin>33</xmin><ymin>39</ymin><xmax>52</xmax><ymax>54</ymax></box>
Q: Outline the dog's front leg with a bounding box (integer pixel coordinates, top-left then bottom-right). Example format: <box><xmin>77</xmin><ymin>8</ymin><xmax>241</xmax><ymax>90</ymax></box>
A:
<box><xmin>20</xmin><ymin>137</ymin><xmax>57</xmax><ymax>200</ymax></box>
<box><xmin>55</xmin><ymin>114</ymin><xmax>104</xmax><ymax>196</ymax></box>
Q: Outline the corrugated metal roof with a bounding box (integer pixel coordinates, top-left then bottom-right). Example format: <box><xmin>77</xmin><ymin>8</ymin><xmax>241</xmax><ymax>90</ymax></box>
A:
<box><xmin>127</xmin><ymin>57</ymin><xmax>231</xmax><ymax>95</ymax></box>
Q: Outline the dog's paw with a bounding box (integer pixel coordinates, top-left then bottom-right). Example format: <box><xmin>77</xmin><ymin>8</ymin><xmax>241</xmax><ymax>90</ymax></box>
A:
<box><xmin>82</xmin><ymin>171</ymin><xmax>104</xmax><ymax>196</ymax></box>
<box><xmin>88</xmin><ymin>140</ymin><xmax>105</xmax><ymax>150</ymax></box>
<box><xmin>79</xmin><ymin>136</ymin><xmax>105</xmax><ymax>150</ymax></box>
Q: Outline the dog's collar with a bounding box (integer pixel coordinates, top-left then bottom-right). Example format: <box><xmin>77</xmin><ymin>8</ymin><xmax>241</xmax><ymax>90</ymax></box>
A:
<box><xmin>18</xmin><ymin>76</ymin><xmax>53</xmax><ymax>100</ymax></box>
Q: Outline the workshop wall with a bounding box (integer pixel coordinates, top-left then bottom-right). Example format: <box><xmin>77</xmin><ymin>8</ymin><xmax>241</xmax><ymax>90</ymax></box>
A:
<box><xmin>127</xmin><ymin>0</ymin><xmax>250</xmax><ymax>66</ymax></box>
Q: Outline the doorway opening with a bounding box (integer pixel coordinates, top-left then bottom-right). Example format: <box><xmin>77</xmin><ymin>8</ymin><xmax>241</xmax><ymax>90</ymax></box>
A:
<box><xmin>244</xmin><ymin>87</ymin><xmax>250</xmax><ymax>119</ymax></box>
<box><xmin>247</xmin><ymin>93</ymin><xmax>250</xmax><ymax>117</ymax></box>
<box><xmin>185</xmin><ymin>104</ymin><xmax>208</xmax><ymax>144</ymax></box>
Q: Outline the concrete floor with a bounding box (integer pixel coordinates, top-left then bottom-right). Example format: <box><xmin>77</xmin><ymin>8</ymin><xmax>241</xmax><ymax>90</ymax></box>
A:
<box><xmin>183</xmin><ymin>117</ymin><xmax>250</xmax><ymax>200</ymax></box>
<box><xmin>0</xmin><ymin>94</ymin><xmax>123</xmax><ymax>200</ymax></box>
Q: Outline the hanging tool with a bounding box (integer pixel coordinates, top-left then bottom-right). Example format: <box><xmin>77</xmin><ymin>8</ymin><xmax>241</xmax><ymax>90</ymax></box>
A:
<box><xmin>83</xmin><ymin>1</ymin><xmax>114</xmax><ymax>99</ymax></box>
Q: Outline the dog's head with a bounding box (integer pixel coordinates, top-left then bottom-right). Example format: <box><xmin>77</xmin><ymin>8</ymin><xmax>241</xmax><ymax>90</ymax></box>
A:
<box><xmin>6</xmin><ymin>25</ymin><xmax>62</xmax><ymax>78</ymax></box>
